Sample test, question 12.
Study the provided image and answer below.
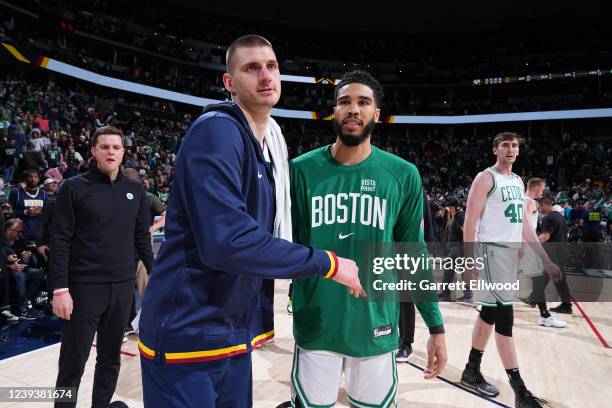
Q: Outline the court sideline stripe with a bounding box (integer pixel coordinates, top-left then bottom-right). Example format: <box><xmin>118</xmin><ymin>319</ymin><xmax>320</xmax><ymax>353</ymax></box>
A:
<box><xmin>0</xmin><ymin>342</ymin><xmax>58</xmax><ymax>362</ymax></box>
<box><xmin>405</xmin><ymin>361</ymin><xmax>512</xmax><ymax>408</ymax></box>
<box><xmin>571</xmin><ymin>297</ymin><xmax>611</xmax><ymax>349</ymax></box>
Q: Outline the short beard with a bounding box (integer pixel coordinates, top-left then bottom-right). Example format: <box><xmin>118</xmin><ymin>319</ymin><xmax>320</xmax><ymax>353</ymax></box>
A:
<box><xmin>333</xmin><ymin>118</ymin><xmax>375</xmax><ymax>147</ymax></box>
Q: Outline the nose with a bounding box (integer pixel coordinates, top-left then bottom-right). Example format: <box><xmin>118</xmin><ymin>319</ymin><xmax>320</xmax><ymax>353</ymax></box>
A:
<box><xmin>347</xmin><ymin>102</ymin><xmax>360</xmax><ymax>116</ymax></box>
<box><xmin>259</xmin><ymin>67</ymin><xmax>273</xmax><ymax>84</ymax></box>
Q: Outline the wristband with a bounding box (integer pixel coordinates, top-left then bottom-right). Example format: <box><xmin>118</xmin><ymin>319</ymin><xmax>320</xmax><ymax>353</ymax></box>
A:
<box><xmin>324</xmin><ymin>251</ymin><xmax>339</xmax><ymax>279</ymax></box>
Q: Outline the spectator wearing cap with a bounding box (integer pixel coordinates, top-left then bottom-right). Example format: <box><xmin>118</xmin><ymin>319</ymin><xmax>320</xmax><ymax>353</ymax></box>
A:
<box><xmin>552</xmin><ymin>201</ymin><xmax>564</xmax><ymax>214</ymax></box>
<box><xmin>36</xmin><ymin>178</ymin><xmax>59</xmax><ymax>262</ymax></box>
<box><xmin>43</xmin><ymin>178</ymin><xmax>59</xmax><ymax>199</ymax></box>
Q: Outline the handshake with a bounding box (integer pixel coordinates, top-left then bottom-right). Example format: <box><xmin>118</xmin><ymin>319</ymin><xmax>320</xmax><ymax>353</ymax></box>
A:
<box><xmin>331</xmin><ymin>256</ymin><xmax>366</xmax><ymax>298</ymax></box>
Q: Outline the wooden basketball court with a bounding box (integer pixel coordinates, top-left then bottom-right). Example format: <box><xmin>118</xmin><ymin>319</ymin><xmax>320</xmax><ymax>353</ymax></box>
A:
<box><xmin>1</xmin><ymin>280</ymin><xmax>611</xmax><ymax>407</ymax></box>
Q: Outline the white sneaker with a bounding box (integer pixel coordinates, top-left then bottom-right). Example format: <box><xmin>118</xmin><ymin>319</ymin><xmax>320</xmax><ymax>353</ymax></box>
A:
<box><xmin>1</xmin><ymin>309</ymin><xmax>19</xmax><ymax>323</ymax></box>
<box><xmin>538</xmin><ymin>315</ymin><xmax>567</xmax><ymax>328</ymax></box>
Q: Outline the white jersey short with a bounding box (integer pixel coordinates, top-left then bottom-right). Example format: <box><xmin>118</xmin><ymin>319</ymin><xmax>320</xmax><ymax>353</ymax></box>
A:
<box><xmin>517</xmin><ymin>244</ymin><xmax>544</xmax><ymax>278</ymax></box>
<box><xmin>291</xmin><ymin>346</ymin><xmax>397</xmax><ymax>408</ymax></box>
<box><xmin>475</xmin><ymin>243</ymin><xmax>519</xmax><ymax>306</ymax></box>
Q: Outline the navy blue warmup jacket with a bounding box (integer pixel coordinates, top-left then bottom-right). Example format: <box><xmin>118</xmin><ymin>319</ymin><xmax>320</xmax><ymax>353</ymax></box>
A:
<box><xmin>138</xmin><ymin>103</ymin><xmax>336</xmax><ymax>363</ymax></box>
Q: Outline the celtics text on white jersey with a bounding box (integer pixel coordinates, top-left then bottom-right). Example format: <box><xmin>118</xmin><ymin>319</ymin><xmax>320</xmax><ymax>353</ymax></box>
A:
<box><xmin>476</xmin><ymin>167</ymin><xmax>525</xmax><ymax>245</ymax></box>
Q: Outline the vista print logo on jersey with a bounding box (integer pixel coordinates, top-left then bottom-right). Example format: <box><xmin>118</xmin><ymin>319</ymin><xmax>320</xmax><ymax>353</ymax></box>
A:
<box><xmin>360</xmin><ymin>178</ymin><xmax>377</xmax><ymax>193</ymax></box>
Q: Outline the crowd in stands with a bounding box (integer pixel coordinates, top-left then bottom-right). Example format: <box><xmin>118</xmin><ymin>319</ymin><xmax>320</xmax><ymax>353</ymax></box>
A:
<box><xmin>0</xmin><ymin>77</ymin><xmax>183</xmax><ymax>323</ymax></box>
<box><xmin>0</xmin><ymin>62</ymin><xmax>610</xmax><ymax>325</ymax></box>
<box><xmin>2</xmin><ymin>2</ymin><xmax>612</xmax><ymax>115</ymax></box>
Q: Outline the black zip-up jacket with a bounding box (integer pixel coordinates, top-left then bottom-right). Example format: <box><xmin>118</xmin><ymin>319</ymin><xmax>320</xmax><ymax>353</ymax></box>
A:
<box><xmin>49</xmin><ymin>166</ymin><xmax>153</xmax><ymax>290</ymax></box>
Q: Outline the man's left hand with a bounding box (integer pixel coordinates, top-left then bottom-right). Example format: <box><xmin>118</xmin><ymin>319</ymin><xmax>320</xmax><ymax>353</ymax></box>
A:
<box><xmin>424</xmin><ymin>333</ymin><xmax>447</xmax><ymax>379</ymax></box>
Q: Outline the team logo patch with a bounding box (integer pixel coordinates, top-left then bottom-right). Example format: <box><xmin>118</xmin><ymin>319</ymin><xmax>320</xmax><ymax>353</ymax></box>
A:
<box><xmin>373</xmin><ymin>324</ymin><xmax>393</xmax><ymax>338</ymax></box>
<box><xmin>126</xmin><ymin>193</ymin><xmax>134</xmax><ymax>200</ymax></box>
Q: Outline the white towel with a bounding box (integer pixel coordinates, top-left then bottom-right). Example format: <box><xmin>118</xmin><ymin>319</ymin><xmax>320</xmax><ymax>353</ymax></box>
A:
<box><xmin>266</xmin><ymin>118</ymin><xmax>292</xmax><ymax>242</ymax></box>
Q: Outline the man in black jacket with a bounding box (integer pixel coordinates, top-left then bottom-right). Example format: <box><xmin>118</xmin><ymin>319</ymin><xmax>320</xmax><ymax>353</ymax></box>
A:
<box><xmin>438</xmin><ymin>197</ymin><xmax>472</xmax><ymax>301</ymax></box>
<box><xmin>50</xmin><ymin>126</ymin><xmax>153</xmax><ymax>408</ymax></box>
<box><xmin>535</xmin><ymin>198</ymin><xmax>573</xmax><ymax>316</ymax></box>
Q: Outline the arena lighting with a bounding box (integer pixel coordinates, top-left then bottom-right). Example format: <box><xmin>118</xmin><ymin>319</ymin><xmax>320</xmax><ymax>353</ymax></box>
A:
<box><xmin>36</xmin><ymin>57</ymin><xmax>612</xmax><ymax>124</ymax></box>
<box><xmin>386</xmin><ymin>109</ymin><xmax>612</xmax><ymax>124</ymax></box>
<box><xmin>472</xmin><ymin>68</ymin><xmax>612</xmax><ymax>86</ymax></box>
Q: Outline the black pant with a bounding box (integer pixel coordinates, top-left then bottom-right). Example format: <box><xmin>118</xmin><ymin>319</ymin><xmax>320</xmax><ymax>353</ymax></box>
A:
<box><xmin>532</xmin><ymin>270</ymin><xmax>572</xmax><ymax>311</ymax></box>
<box><xmin>55</xmin><ymin>280</ymin><xmax>134</xmax><ymax>408</ymax></box>
<box><xmin>398</xmin><ymin>301</ymin><xmax>415</xmax><ymax>347</ymax></box>
<box><xmin>0</xmin><ymin>267</ymin><xmax>10</xmax><ymax>311</ymax></box>
<box><xmin>582</xmin><ymin>231</ymin><xmax>603</xmax><ymax>269</ymax></box>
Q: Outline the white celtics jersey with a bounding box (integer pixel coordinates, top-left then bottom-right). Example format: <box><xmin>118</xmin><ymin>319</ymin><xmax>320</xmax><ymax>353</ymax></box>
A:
<box><xmin>476</xmin><ymin>167</ymin><xmax>525</xmax><ymax>246</ymax></box>
<box><xmin>528</xmin><ymin>200</ymin><xmax>539</xmax><ymax>232</ymax></box>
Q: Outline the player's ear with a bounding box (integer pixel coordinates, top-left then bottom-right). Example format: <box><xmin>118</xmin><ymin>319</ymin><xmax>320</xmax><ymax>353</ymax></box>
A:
<box><xmin>223</xmin><ymin>73</ymin><xmax>234</xmax><ymax>95</ymax></box>
<box><xmin>375</xmin><ymin>107</ymin><xmax>381</xmax><ymax>123</ymax></box>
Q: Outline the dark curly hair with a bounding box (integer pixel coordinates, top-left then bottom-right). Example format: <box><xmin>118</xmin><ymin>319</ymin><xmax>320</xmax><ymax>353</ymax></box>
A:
<box><xmin>334</xmin><ymin>70</ymin><xmax>384</xmax><ymax>106</ymax></box>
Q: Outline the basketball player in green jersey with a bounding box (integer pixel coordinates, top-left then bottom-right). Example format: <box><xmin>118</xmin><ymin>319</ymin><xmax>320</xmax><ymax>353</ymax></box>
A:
<box><xmin>460</xmin><ymin>132</ymin><xmax>561</xmax><ymax>408</ymax></box>
<box><xmin>289</xmin><ymin>70</ymin><xmax>447</xmax><ymax>408</ymax></box>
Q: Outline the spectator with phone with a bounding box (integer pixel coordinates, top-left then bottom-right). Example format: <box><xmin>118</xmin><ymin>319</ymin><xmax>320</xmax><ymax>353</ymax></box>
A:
<box><xmin>2</xmin><ymin>218</ymin><xmax>44</xmax><ymax>320</ymax></box>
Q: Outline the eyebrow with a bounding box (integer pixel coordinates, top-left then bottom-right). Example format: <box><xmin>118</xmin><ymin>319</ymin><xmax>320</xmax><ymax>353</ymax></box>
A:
<box><xmin>241</xmin><ymin>59</ymin><xmax>278</xmax><ymax>68</ymax></box>
<box><xmin>338</xmin><ymin>95</ymin><xmax>373</xmax><ymax>102</ymax></box>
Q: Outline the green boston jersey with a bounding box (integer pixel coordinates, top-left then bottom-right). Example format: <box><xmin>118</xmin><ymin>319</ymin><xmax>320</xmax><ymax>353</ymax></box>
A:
<box><xmin>290</xmin><ymin>145</ymin><xmax>443</xmax><ymax>357</ymax></box>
